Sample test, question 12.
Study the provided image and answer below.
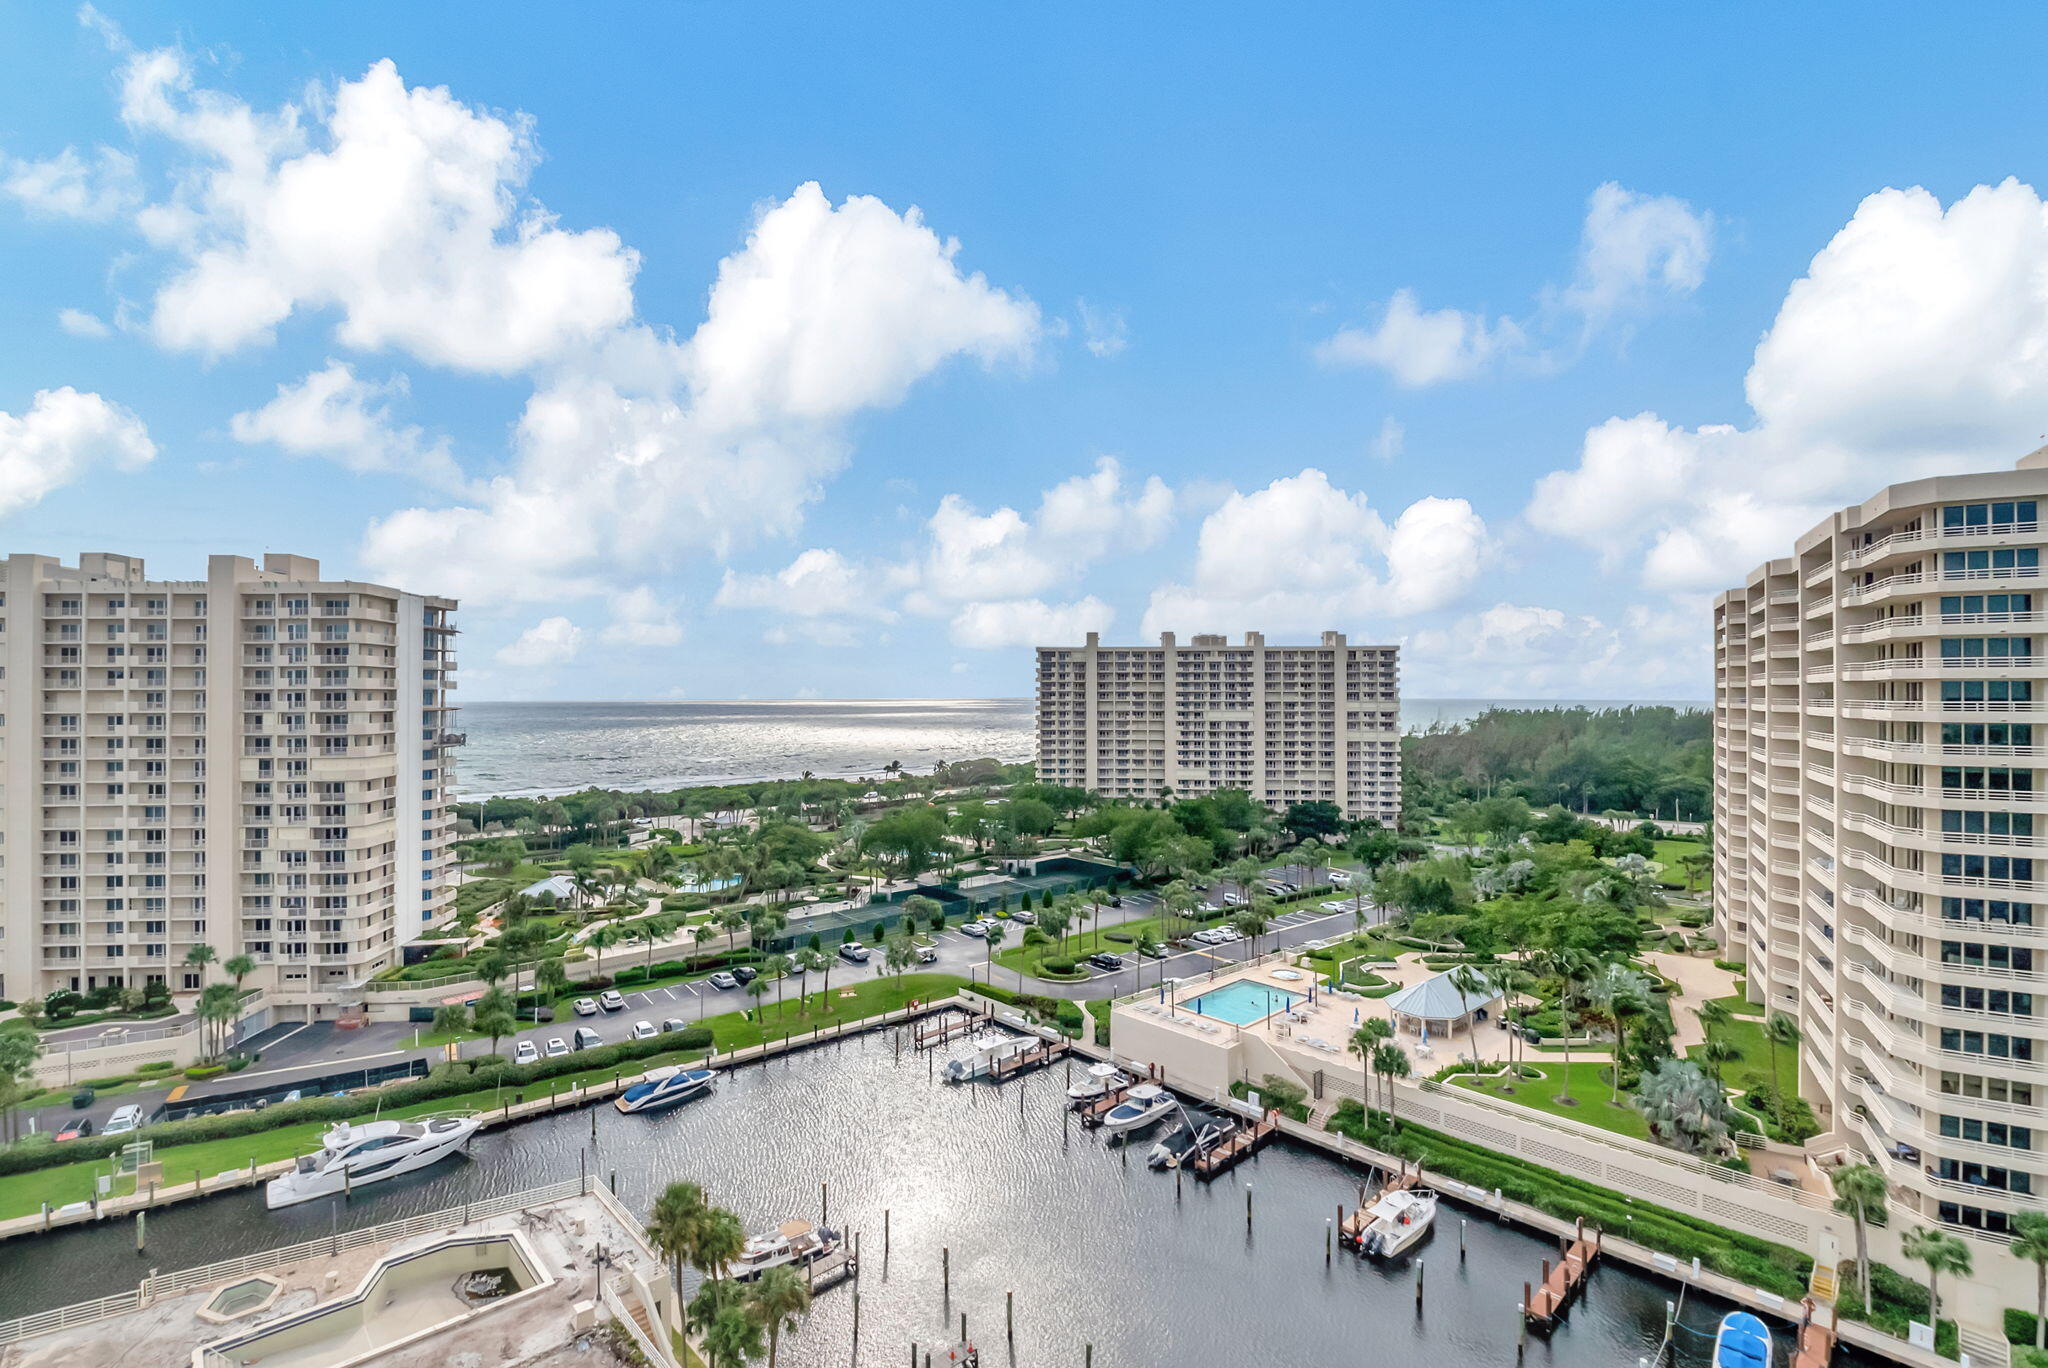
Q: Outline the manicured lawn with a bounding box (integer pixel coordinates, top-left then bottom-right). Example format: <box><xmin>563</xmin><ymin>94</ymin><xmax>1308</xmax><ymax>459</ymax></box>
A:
<box><xmin>1450</xmin><ymin>1060</ymin><xmax>1652</xmax><ymax>1140</ymax></box>
<box><xmin>1651</xmin><ymin>838</ymin><xmax>1710</xmax><ymax>891</ymax></box>
<box><xmin>0</xmin><ymin>973</ymin><xmax>974</xmax><ymax>1221</ymax></box>
<box><xmin>991</xmin><ymin>916</ymin><xmax>1169</xmax><ymax>975</ymax></box>
<box><xmin>1688</xmin><ymin>1012</ymin><xmax>1797</xmax><ymax>1096</ymax></box>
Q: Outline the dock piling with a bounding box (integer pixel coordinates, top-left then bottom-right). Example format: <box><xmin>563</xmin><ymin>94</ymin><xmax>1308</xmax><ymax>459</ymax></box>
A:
<box><xmin>959</xmin><ymin>1312</ymin><xmax>966</xmax><ymax>1345</ymax></box>
<box><xmin>1245</xmin><ymin>1183</ymin><xmax>1253</xmax><ymax>1232</ymax></box>
<box><xmin>822</xmin><ymin>1180</ymin><xmax>829</xmax><ymax>1226</ymax></box>
<box><xmin>1415</xmin><ymin>1259</ymin><xmax>1424</xmax><ymax>1313</ymax></box>
<box><xmin>134</xmin><ymin>1209</ymin><xmax>144</xmax><ymax>1254</ymax></box>
<box><xmin>942</xmin><ymin>1246</ymin><xmax>950</xmax><ymax>1301</ymax></box>
<box><xmin>1461</xmin><ymin>1219</ymin><xmax>1467</xmax><ymax>1260</ymax></box>
<box><xmin>851</xmin><ymin>1291</ymin><xmax>860</xmax><ymax>1360</ymax></box>
<box><xmin>1325</xmin><ymin>1219</ymin><xmax>1331</xmax><ymax>1265</ymax></box>
<box><xmin>884</xmin><ymin>1208</ymin><xmax>891</xmax><ymax>1266</ymax></box>
<box><xmin>1007</xmin><ymin>1289</ymin><xmax>1014</xmax><ymax>1341</ymax></box>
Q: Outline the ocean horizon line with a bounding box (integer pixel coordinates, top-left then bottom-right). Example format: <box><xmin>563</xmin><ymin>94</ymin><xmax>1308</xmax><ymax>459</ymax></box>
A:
<box><xmin>459</xmin><ymin>695</ymin><xmax>1712</xmax><ymax>706</ymax></box>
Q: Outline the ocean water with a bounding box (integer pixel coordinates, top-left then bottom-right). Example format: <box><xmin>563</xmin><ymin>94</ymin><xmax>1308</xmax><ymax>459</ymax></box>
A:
<box><xmin>452</xmin><ymin>697</ymin><xmax>1708</xmax><ymax>799</ymax></box>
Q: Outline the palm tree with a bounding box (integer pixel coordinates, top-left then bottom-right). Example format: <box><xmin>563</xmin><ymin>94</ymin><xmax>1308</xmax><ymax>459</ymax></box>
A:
<box><xmin>641</xmin><ymin>914</ymin><xmax>679</xmax><ymax>977</ymax></box>
<box><xmin>1372</xmin><ymin>1043</ymin><xmax>1411</xmax><ymax>1128</ymax></box>
<box><xmin>1902</xmin><ymin>1226</ymin><xmax>1972</xmax><ymax>1325</ymax></box>
<box><xmin>1235</xmin><ymin>896</ymin><xmax>1276</xmax><ymax>956</ymax></box>
<box><xmin>1532</xmin><ymin>947</ymin><xmax>1591</xmax><ymax>1105</ymax></box>
<box><xmin>182</xmin><ymin>943</ymin><xmax>218</xmax><ymax>990</ymax></box>
<box><xmin>1446</xmin><ymin>964</ymin><xmax>1497</xmax><ymax>1069</ymax></box>
<box><xmin>585</xmin><ymin>923</ymin><xmax>629</xmax><ymax>968</ymax></box>
<box><xmin>1633</xmin><ymin>1058</ymin><xmax>1731</xmax><ymax>1156</ymax></box>
<box><xmin>983</xmin><ymin>919</ymin><xmax>1009</xmax><ymax>988</ymax></box>
<box><xmin>647</xmin><ymin>1181</ymin><xmax>709</xmax><ymax>1307</ymax></box>
<box><xmin>792</xmin><ymin>948</ymin><xmax>827</xmax><ymax>1015</ymax></box>
<box><xmin>699</xmin><ymin>1206</ymin><xmax>746</xmax><ymax>1282</ymax></box>
<box><xmin>1581</xmin><ymin>963</ymin><xmax>1649</xmax><ymax>1102</ymax></box>
<box><xmin>197</xmin><ymin>982</ymin><xmax>242</xmax><ymax>1060</ymax></box>
<box><xmin>749</xmin><ymin>1265</ymin><xmax>813</xmax><ymax>1368</ymax></box>
<box><xmin>473</xmin><ymin>987</ymin><xmax>517</xmax><ymax>1057</ymax></box>
<box><xmin>223</xmin><ymin>954</ymin><xmax>255</xmax><ymax>993</ymax></box>
<box><xmin>704</xmin><ymin>1304</ymin><xmax>765</xmax><ymax>1368</ymax></box>
<box><xmin>1830</xmin><ymin>1163</ymin><xmax>1889</xmax><ymax>1316</ymax></box>
<box><xmin>1349</xmin><ymin>1018</ymin><xmax>1392</xmax><ymax>1112</ymax></box>
<box><xmin>533</xmin><ymin>957</ymin><xmax>569</xmax><ymax>1020</ymax></box>
<box><xmin>1765</xmin><ymin>1011</ymin><xmax>1801</xmax><ymax>1103</ymax></box>
<box><xmin>2011</xmin><ymin>1211</ymin><xmax>2048</xmax><ymax>1352</ymax></box>
<box><xmin>430</xmin><ymin>1002</ymin><xmax>469</xmax><ymax>1042</ymax></box>
<box><xmin>1694</xmin><ymin>998</ymin><xmax>1735</xmax><ymax>1083</ymax></box>
<box><xmin>1292</xmin><ymin>838</ymin><xmax>1324</xmax><ymax>888</ymax></box>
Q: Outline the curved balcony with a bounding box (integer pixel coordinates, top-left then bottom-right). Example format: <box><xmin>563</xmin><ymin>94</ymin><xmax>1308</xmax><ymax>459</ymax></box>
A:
<box><xmin>1837</xmin><ymin>697</ymin><xmax>2048</xmax><ymax>721</ymax></box>
<box><xmin>1843</xmin><ymin>994</ymin><xmax>2046</xmax><ymax>1079</ymax></box>
<box><xmin>1842</xmin><ymin>885</ymin><xmax>2048</xmax><ymax>943</ymax></box>
<box><xmin>1840</xmin><ymin>810</ymin><xmax>2045</xmax><ymax>854</ymax></box>
<box><xmin>1839</xmin><ymin>655</ymin><xmax>2048</xmax><ymax>682</ymax></box>
<box><xmin>1842</xmin><ymin>848</ymin><xmax>2045</xmax><ymax>901</ymax></box>
<box><xmin>1840</xmin><ymin>774</ymin><xmax>2048</xmax><ymax>812</ymax></box>
<box><xmin>1839</xmin><ymin>520</ymin><xmax>2042</xmax><ymax>569</ymax></box>
<box><xmin>1839</xmin><ymin>736</ymin><xmax>2046</xmax><ymax>763</ymax></box>
<box><xmin>1841</xmin><ymin>566</ymin><xmax>2044</xmax><ymax>607</ymax></box>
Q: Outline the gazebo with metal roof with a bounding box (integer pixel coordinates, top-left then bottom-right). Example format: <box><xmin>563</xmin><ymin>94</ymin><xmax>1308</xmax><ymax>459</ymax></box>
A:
<box><xmin>1381</xmin><ymin>969</ymin><xmax>1502</xmax><ymax>1037</ymax></box>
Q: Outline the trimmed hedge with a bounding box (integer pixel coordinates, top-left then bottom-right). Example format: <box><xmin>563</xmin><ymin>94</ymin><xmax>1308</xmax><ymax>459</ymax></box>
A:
<box><xmin>0</xmin><ymin>1026</ymin><xmax>714</xmax><ymax>1181</ymax></box>
<box><xmin>183</xmin><ymin>1064</ymin><xmax>227</xmax><ymax>1080</ymax></box>
<box><xmin>1326</xmin><ymin>1099</ymin><xmax>1810</xmax><ymax>1296</ymax></box>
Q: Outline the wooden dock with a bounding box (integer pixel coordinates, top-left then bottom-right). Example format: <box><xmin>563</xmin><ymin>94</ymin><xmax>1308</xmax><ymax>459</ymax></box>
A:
<box><xmin>987</xmin><ymin>1035</ymin><xmax>1070</xmax><ymax>1081</ymax></box>
<box><xmin>1790</xmin><ymin>1299</ymin><xmax>1836</xmax><ymax>1368</ymax></box>
<box><xmin>1523</xmin><ymin>1218</ymin><xmax>1601</xmax><ymax>1331</ymax></box>
<box><xmin>1077</xmin><ymin>1082</ymin><xmax>1133</xmax><ymax>1128</ymax></box>
<box><xmin>913</xmin><ymin>1009</ymin><xmax>983</xmax><ymax>1050</ymax></box>
<box><xmin>801</xmin><ymin>1246</ymin><xmax>858</xmax><ymax>1293</ymax></box>
<box><xmin>1186</xmin><ymin>1113</ymin><xmax>1278</xmax><ymax>1181</ymax></box>
<box><xmin>1338</xmin><ymin>1161</ymin><xmax>1421</xmax><ymax>1248</ymax></box>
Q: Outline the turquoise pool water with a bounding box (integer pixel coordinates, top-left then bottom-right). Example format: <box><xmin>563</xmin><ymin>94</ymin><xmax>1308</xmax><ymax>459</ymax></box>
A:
<box><xmin>1184</xmin><ymin>981</ymin><xmax>1301</xmax><ymax>1026</ymax></box>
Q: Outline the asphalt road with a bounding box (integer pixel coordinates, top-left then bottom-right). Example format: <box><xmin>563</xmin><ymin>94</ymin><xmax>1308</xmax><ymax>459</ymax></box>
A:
<box><xmin>20</xmin><ymin>864</ymin><xmax>1374</xmax><ymax>1139</ymax></box>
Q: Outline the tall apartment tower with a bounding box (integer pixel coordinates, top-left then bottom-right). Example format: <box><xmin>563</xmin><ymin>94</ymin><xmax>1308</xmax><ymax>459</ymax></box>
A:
<box><xmin>0</xmin><ymin>552</ymin><xmax>460</xmax><ymax>1017</ymax></box>
<box><xmin>1713</xmin><ymin>452</ymin><xmax>2048</xmax><ymax>1237</ymax></box>
<box><xmin>1034</xmin><ymin>631</ymin><xmax>1400</xmax><ymax>823</ymax></box>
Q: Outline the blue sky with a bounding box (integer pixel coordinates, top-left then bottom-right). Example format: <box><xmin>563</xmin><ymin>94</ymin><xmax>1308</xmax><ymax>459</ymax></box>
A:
<box><xmin>4</xmin><ymin>3</ymin><xmax>2048</xmax><ymax>701</ymax></box>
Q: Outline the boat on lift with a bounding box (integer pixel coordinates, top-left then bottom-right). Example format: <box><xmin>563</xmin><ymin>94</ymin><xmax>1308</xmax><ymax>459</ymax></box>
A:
<box><xmin>942</xmin><ymin>1030</ymin><xmax>1031</xmax><ymax>1083</ymax></box>
<box><xmin>613</xmin><ymin>1065</ymin><xmax>716</xmax><ymax>1114</ymax></box>
<box><xmin>264</xmin><ymin>1112</ymin><xmax>480</xmax><ymax>1209</ymax></box>
<box><xmin>1353</xmin><ymin>1186</ymin><xmax>1438</xmax><ymax>1259</ymax></box>
<box><xmin>1067</xmin><ymin>1062</ymin><xmax>1128</xmax><ymax>1104</ymax></box>
<box><xmin>1146</xmin><ymin>1114</ymin><xmax>1236</xmax><ymax>1169</ymax></box>
<box><xmin>1098</xmin><ymin>1082</ymin><xmax>1177</xmax><ymax>1136</ymax></box>
<box><xmin>730</xmin><ymin>1218</ymin><xmax>843</xmax><ymax>1281</ymax></box>
<box><xmin>1713</xmin><ymin>1311</ymin><xmax>1776</xmax><ymax>1368</ymax></box>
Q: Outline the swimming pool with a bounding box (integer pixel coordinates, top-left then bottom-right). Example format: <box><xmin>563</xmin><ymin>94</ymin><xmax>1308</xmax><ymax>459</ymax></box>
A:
<box><xmin>1184</xmin><ymin>980</ymin><xmax>1301</xmax><ymax>1026</ymax></box>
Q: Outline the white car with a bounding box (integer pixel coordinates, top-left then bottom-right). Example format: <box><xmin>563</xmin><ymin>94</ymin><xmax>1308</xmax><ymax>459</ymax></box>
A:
<box><xmin>598</xmin><ymin>990</ymin><xmax>627</xmax><ymax>1012</ymax></box>
<box><xmin>1321</xmin><ymin>899</ymin><xmax>1353</xmax><ymax>912</ymax></box>
<box><xmin>514</xmin><ymin>1040</ymin><xmax>540</xmax><ymax>1065</ymax></box>
<box><xmin>631</xmin><ymin>1019</ymin><xmax>658</xmax><ymax>1040</ymax></box>
<box><xmin>1009</xmin><ymin>909</ymin><xmax>1037</xmax><ymax>925</ymax></box>
<box><xmin>958</xmin><ymin>920</ymin><xmax>989</xmax><ymax>938</ymax></box>
<box><xmin>1328</xmin><ymin>870</ymin><xmax>1353</xmax><ymax>886</ymax></box>
<box><xmin>1192</xmin><ymin>928</ymin><xmax>1225</xmax><ymax>945</ymax></box>
<box><xmin>915</xmin><ymin>945</ymin><xmax>938</xmax><ymax>964</ymax></box>
<box><xmin>572</xmin><ymin>997</ymin><xmax>600</xmax><ymax>1017</ymax></box>
<box><xmin>104</xmin><ymin>1104</ymin><xmax>146</xmax><ymax>1136</ymax></box>
<box><xmin>544</xmin><ymin>1037</ymin><xmax>571</xmax><ymax>1059</ymax></box>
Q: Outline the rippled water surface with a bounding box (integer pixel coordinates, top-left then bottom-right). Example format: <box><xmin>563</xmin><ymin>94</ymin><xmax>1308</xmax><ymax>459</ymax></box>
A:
<box><xmin>453</xmin><ymin>698</ymin><xmax>1708</xmax><ymax>798</ymax></box>
<box><xmin>0</xmin><ymin>1029</ymin><xmax>1846</xmax><ymax>1367</ymax></box>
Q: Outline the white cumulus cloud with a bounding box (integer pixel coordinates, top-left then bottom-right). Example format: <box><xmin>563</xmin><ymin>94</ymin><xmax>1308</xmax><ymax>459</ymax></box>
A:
<box><xmin>600</xmin><ymin>586</ymin><xmax>683</xmax><ymax>647</ymax></box>
<box><xmin>1317</xmin><ymin>182</ymin><xmax>1711</xmax><ymax>387</ymax></box>
<box><xmin>229</xmin><ymin>361</ymin><xmax>462</xmax><ymax>489</ymax></box>
<box><xmin>1524</xmin><ymin>178</ymin><xmax>2048</xmax><ymax>592</ymax></box>
<box><xmin>2</xmin><ymin>145</ymin><xmax>138</xmax><ymax>220</ymax></box>
<box><xmin>949</xmin><ymin>597</ymin><xmax>1114</xmax><ymax>648</ymax></box>
<box><xmin>57</xmin><ymin>309</ymin><xmax>112</xmax><ymax>339</ymax></box>
<box><xmin>0</xmin><ymin>387</ymin><xmax>156</xmax><ymax>519</ymax></box>
<box><xmin>496</xmin><ymin>616</ymin><xmax>583</xmax><ymax>666</ymax></box>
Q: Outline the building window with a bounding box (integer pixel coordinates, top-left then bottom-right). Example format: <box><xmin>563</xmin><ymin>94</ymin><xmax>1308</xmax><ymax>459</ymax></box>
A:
<box><xmin>1944</xmin><ymin>501</ymin><xmax>2039</xmax><ymax>529</ymax></box>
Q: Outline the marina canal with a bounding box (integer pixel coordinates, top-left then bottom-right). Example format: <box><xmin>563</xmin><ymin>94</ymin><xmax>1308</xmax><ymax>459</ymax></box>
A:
<box><xmin>0</xmin><ymin>1027</ymin><xmax>1865</xmax><ymax>1366</ymax></box>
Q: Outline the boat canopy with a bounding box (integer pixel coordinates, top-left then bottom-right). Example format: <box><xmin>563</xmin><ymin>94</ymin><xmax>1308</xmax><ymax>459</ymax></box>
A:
<box><xmin>1715</xmin><ymin>1312</ymin><xmax>1773</xmax><ymax>1368</ymax></box>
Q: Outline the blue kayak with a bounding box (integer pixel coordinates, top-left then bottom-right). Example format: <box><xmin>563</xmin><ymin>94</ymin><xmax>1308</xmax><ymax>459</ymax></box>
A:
<box><xmin>1714</xmin><ymin>1311</ymin><xmax>1775</xmax><ymax>1368</ymax></box>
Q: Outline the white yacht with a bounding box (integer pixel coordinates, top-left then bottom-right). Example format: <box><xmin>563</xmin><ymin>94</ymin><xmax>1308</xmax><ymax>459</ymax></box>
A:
<box><xmin>942</xmin><ymin>1030</ymin><xmax>1031</xmax><ymax>1083</ymax></box>
<box><xmin>1098</xmin><ymin>1082</ymin><xmax>1176</xmax><ymax>1135</ymax></box>
<box><xmin>1353</xmin><ymin>1187</ymin><xmax>1437</xmax><ymax>1259</ymax></box>
<box><xmin>1066</xmin><ymin>1062</ymin><xmax>1128</xmax><ymax>1103</ymax></box>
<box><xmin>264</xmin><ymin>1113</ymin><xmax>480</xmax><ymax>1209</ymax></box>
<box><xmin>613</xmin><ymin>1065</ymin><xmax>716</xmax><ymax>1115</ymax></box>
<box><xmin>730</xmin><ymin>1218</ymin><xmax>842</xmax><ymax>1281</ymax></box>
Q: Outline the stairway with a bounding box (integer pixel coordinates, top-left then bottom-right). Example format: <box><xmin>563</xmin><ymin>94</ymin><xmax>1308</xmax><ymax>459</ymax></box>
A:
<box><xmin>1806</xmin><ymin>1260</ymin><xmax>1837</xmax><ymax>1305</ymax></box>
<box><xmin>1958</xmin><ymin>1324</ymin><xmax>2011</xmax><ymax>1368</ymax></box>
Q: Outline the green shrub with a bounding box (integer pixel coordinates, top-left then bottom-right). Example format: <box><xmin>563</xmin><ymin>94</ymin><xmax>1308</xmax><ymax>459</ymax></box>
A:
<box><xmin>81</xmin><ymin>1075</ymin><xmax>131</xmax><ymax>1090</ymax></box>
<box><xmin>2011</xmin><ymin>1308</ymin><xmax>2041</xmax><ymax>1349</ymax></box>
<box><xmin>1038</xmin><ymin>957</ymin><xmax>1083</xmax><ymax>977</ymax></box>
<box><xmin>138</xmin><ymin>1061</ymin><xmax>176</xmax><ymax>1075</ymax></box>
<box><xmin>1231</xmin><ymin>1074</ymin><xmax>1309</xmax><ymax>1122</ymax></box>
<box><xmin>1713</xmin><ymin>958</ymin><xmax>1745</xmax><ymax>973</ymax></box>
<box><xmin>183</xmin><ymin>1064</ymin><xmax>226</xmax><ymax>1080</ymax></box>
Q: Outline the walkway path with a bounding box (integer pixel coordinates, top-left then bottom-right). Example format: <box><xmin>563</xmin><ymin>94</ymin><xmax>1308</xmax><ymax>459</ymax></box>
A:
<box><xmin>1641</xmin><ymin>951</ymin><xmax>1740</xmax><ymax>1051</ymax></box>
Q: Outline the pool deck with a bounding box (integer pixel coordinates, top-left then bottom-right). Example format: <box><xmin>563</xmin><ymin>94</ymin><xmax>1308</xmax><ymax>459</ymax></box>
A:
<box><xmin>3</xmin><ymin>1188</ymin><xmax>674</xmax><ymax>1368</ymax></box>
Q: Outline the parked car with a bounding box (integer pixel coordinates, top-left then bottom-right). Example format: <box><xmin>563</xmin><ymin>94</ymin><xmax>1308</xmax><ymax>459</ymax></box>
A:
<box><xmin>514</xmin><ymin>1040</ymin><xmax>540</xmax><ymax>1065</ymax></box>
<box><xmin>573</xmin><ymin>997</ymin><xmax>600</xmax><ymax>1017</ymax></box>
<box><xmin>732</xmin><ymin>965</ymin><xmax>760</xmax><ymax>985</ymax></box>
<box><xmin>1009</xmin><ymin>909</ymin><xmax>1036</xmax><ymax>925</ymax></box>
<box><xmin>631</xmin><ymin>1019</ymin><xmax>658</xmax><ymax>1040</ymax></box>
<box><xmin>1321</xmin><ymin>900</ymin><xmax>1353</xmax><ymax>912</ymax></box>
<box><xmin>544</xmin><ymin>1037</ymin><xmax>571</xmax><ymax>1058</ymax></box>
<box><xmin>1087</xmin><ymin>952</ymin><xmax>1125</xmax><ymax>972</ymax></box>
<box><xmin>958</xmin><ymin>920</ymin><xmax>989</xmax><ymax>938</ymax></box>
<box><xmin>599</xmin><ymin>990</ymin><xmax>627</xmax><ymax>1012</ymax></box>
<box><xmin>1263</xmin><ymin>882</ymin><xmax>1289</xmax><ymax>896</ymax></box>
<box><xmin>839</xmin><ymin>941</ymin><xmax>871</xmax><ymax>963</ymax></box>
<box><xmin>1140</xmin><ymin>942</ymin><xmax>1169</xmax><ymax>959</ymax></box>
<box><xmin>661</xmin><ymin>1017</ymin><xmax>689</xmax><ymax>1033</ymax></box>
<box><xmin>55</xmin><ymin>1118</ymin><xmax>94</xmax><ymax>1142</ymax></box>
<box><xmin>1108</xmin><ymin>896</ymin><xmax>1123</xmax><ymax>907</ymax></box>
<box><xmin>1328</xmin><ymin>870</ymin><xmax>1352</xmax><ymax>886</ymax></box>
<box><xmin>573</xmin><ymin>1027</ymin><xmax>604</xmax><ymax>1051</ymax></box>
<box><xmin>103</xmin><ymin>1104</ymin><xmax>145</xmax><ymax>1136</ymax></box>
<box><xmin>915</xmin><ymin>945</ymin><xmax>938</xmax><ymax>964</ymax></box>
<box><xmin>1222</xmin><ymin>893</ymin><xmax>1246</xmax><ymax>907</ymax></box>
<box><xmin>707</xmin><ymin>971</ymin><xmax>739</xmax><ymax>990</ymax></box>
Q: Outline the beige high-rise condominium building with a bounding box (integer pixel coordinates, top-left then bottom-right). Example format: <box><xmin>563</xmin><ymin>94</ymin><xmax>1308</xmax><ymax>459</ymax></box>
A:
<box><xmin>0</xmin><ymin>551</ymin><xmax>459</xmax><ymax>1017</ymax></box>
<box><xmin>1035</xmin><ymin>631</ymin><xmax>1399</xmax><ymax>823</ymax></box>
<box><xmin>1714</xmin><ymin>452</ymin><xmax>2048</xmax><ymax>1237</ymax></box>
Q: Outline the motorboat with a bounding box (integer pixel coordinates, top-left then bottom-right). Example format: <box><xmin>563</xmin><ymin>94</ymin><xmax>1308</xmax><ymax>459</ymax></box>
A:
<box><xmin>730</xmin><ymin>1218</ymin><xmax>842</xmax><ymax>1281</ymax></box>
<box><xmin>1713</xmin><ymin>1311</ymin><xmax>1775</xmax><ymax>1368</ymax></box>
<box><xmin>613</xmin><ymin>1065</ymin><xmax>716</xmax><ymax>1114</ymax></box>
<box><xmin>1067</xmin><ymin>1062</ymin><xmax>1128</xmax><ymax>1104</ymax></box>
<box><xmin>264</xmin><ymin>1112</ymin><xmax>479</xmax><ymax>1209</ymax></box>
<box><xmin>1146</xmin><ymin>1115</ymin><xmax>1236</xmax><ymax>1169</ymax></box>
<box><xmin>1353</xmin><ymin>1187</ymin><xmax>1437</xmax><ymax>1259</ymax></box>
<box><xmin>1098</xmin><ymin>1083</ymin><xmax>1176</xmax><ymax>1135</ymax></box>
<box><xmin>942</xmin><ymin>1030</ymin><xmax>1031</xmax><ymax>1083</ymax></box>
